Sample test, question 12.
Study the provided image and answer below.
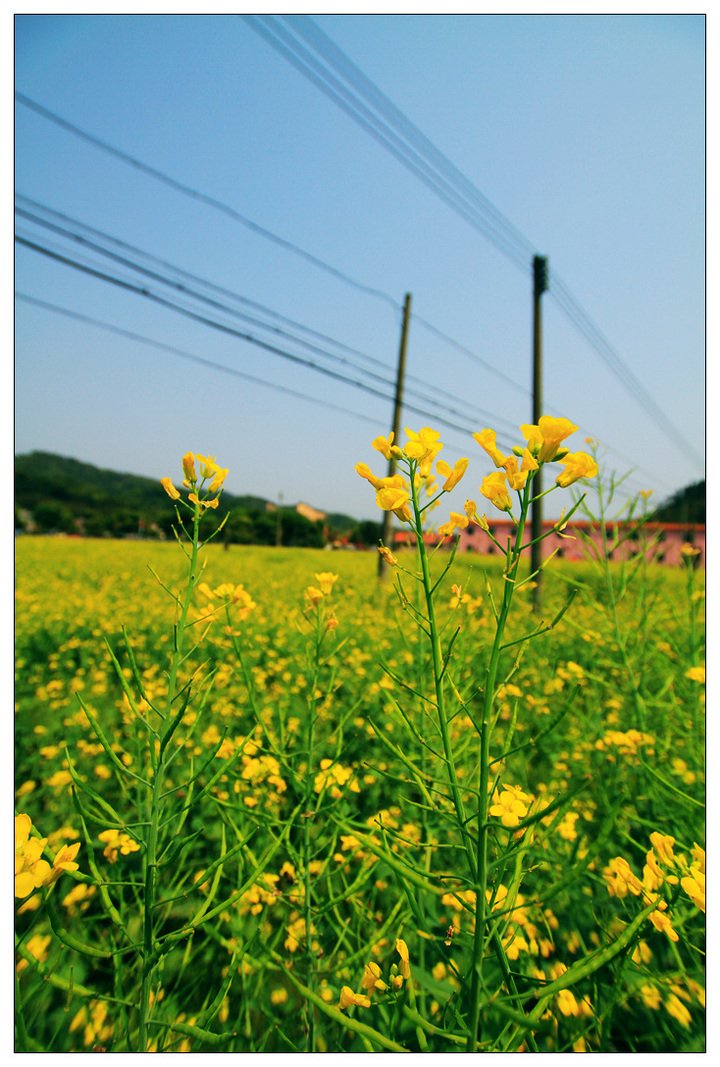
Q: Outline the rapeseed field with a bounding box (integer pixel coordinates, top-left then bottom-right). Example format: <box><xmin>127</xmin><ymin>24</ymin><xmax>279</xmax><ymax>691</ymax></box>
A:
<box><xmin>15</xmin><ymin>429</ymin><xmax>705</xmax><ymax>1052</ymax></box>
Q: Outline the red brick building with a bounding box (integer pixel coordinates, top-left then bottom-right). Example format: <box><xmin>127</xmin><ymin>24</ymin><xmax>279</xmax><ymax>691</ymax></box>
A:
<box><xmin>393</xmin><ymin>521</ymin><xmax>705</xmax><ymax>567</ymax></box>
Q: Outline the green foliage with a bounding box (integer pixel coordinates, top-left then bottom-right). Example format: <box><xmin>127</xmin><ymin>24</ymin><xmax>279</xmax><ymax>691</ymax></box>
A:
<box><xmin>15</xmin><ymin>451</ymin><xmax>326</xmax><ymax>546</ymax></box>
<box><xmin>651</xmin><ymin>480</ymin><xmax>705</xmax><ymax>524</ymax></box>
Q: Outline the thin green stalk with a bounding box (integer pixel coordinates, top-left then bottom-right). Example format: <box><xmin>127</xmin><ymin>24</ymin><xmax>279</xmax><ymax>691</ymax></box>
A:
<box><xmin>466</xmin><ymin>478</ymin><xmax>532</xmax><ymax>1051</ymax></box>
<box><xmin>138</xmin><ymin>503</ymin><xmax>201</xmax><ymax>1052</ymax></box>
<box><xmin>410</xmin><ymin>482</ymin><xmax>476</xmax><ymax>881</ymax></box>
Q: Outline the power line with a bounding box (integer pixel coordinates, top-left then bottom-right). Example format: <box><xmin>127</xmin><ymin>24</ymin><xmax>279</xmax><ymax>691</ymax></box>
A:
<box><xmin>242</xmin><ymin>14</ymin><xmax>703</xmax><ymax>471</ymax></box>
<box><xmin>13</xmin><ymin>292</ymin><xmax>384</xmax><ymax>430</ymax></box>
<box><xmin>14</xmin><ymin>288</ymin><xmax>663</xmax><ymax>500</ymax></box>
<box><xmin>15</xmin><ymin>234</ymin><xmax>502</xmax><ymax>442</ymax></box>
<box><xmin>15</xmin><ymin>206</ymin><xmax>520</xmax><ymax>437</ymax></box>
<box><xmin>241</xmin><ymin>14</ymin><xmax>532</xmax><ymax>272</ymax></box>
<box><xmin>14</xmin><ymin>91</ymin><xmax>533</xmax><ymax>399</ymax></box>
<box><xmin>14</xmin><ymin>93</ymin><xmax>693</xmax><ymax>481</ymax></box>
<box><xmin>283</xmin><ymin>14</ymin><xmax>537</xmax><ymax>264</ymax></box>
<box><xmin>15</xmin><ymin>201</ymin><xmax>672</xmax><ymax>489</ymax></box>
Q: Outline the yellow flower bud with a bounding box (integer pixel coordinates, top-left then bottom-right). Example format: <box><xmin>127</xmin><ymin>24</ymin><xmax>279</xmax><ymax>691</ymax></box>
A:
<box><xmin>182</xmin><ymin>452</ymin><xmax>196</xmax><ymax>483</ymax></box>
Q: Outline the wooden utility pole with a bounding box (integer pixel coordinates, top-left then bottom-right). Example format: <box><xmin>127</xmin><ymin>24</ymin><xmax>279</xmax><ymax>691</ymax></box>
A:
<box><xmin>531</xmin><ymin>256</ymin><xmax>548</xmax><ymax>612</ymax></box>
<box><xmin>378</xmin><ymin>292</ymin><xmax>412</xmax><ymax>580</ymax></box>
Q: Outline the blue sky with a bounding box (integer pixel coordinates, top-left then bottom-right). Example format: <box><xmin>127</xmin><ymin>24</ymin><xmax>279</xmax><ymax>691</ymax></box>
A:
<box><xmin>14</xmin><ymin>12</ymin><xmax>705</xmax><ymax>523</ymax></box>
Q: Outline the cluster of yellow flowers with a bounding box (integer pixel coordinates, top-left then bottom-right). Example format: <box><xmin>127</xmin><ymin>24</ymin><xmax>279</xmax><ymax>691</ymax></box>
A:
<box><xmin>356</xmin><ymin>417</ymin><xmax>597</xmax><ymax>533</ymax></box>
<box><xmin>305</xmin><ymin>571</ymin><xmax>339</xmax><ymax>605</ymax></box>
<box><xmin>161</xmin><ymin>451</ymin><xmax>229</xmax><ymax>509</ymax></box>
<box><xmin>472</xmin><ymin>417</ymin><xmax>598</xmax><ymax>514</ymax></box>
<box><xmin>97</xmin><ymin>828</ymin><xmax>141</xmax><ymax>864</ymax></box>
<box><xmin>313</xmin><ymin>758</ymin><xmax>360</xmax><ymax>799</ymax></box>
<box><xmin>15</xmin><ymin>813</ymin><xmax>80</xmax><ymax>899</ymax></box>
<box><xmin>338</xmin><ymin>939</ymin><xmax>411</xmax><ymax>1010</ymax></box>
<box><xmin>304</xmin><ymin>572</ymin><xmax>340</xmax><ymax>632</ymax></box>
<box><xmin>603</xmin><ymin>832</ymin><xmax>705</xmax><ymax>943</ymax></box>
<box><xmin>197</xmin><ymin>581</ymin><xmax>257</xmax><ymax>623</ymax></box>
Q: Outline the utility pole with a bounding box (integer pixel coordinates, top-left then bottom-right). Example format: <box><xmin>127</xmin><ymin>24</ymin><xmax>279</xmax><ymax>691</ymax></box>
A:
<box><xmin>378</xmin><ymin>292</ymin><xmax>412</xmax><ymax>580</ymax></box>
<box><xmin>531</xmin><ymin>256</ymin><xmax>548</xmax><ymax>612</ymax></box>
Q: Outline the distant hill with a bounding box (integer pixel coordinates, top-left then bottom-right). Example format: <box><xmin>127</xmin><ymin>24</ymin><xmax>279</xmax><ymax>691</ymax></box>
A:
<box><xmin>14</xmin><ymin>451</ymin><xmax>365</xmax><ymax>545</ymax></box>
<box><xmin>651</xmin><ymin>480</ymin><xmax>705</xmax><ymax>524</ymax></box>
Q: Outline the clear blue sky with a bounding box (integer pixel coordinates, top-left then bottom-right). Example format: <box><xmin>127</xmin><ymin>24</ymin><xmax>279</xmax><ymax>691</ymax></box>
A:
<box><xmin>14</xmin><ymin>13</ymin><xmax>705</xmax><ymax>523</ymax></box>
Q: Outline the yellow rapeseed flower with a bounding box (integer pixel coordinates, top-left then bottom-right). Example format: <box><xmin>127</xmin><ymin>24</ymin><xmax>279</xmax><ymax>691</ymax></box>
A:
<box><xmin>436</xmin><ymin>457</ymin><xmax>469</xmax><ymax>491</ymax></box>
<box><xmin>520</xmin><ymin>416</ymin><xmax>578</xmax><ymax>462</ymax></box>
<box><xmin>480</xmin><ymin>472</ymin><xmax>513</xmax><ymax>513</ymax></box>
<box><xmin>473</xmin><ymin>428</ymin><xmax>507</xmax><ymax>467</ymax></box>
<box><xmin>338</xmin><ymin>986</ymin><xmax>371</xmax><ymax>1010</ymax></box>
<box><xmin>355</xmin><ymin>462</ymin><xmax>384</xmax><ymax>490</ymax></box>
<box><xmin>98</xmin><ymin>829</ymin><xmax>141</xmax><ymax>863</ymax></box>
<box><xmin>360</xmin><ymin>961</ymin><xmax>387</xmax><ymax>995</ymax></box>
<box><xmin>376</xmin><ymin>486</ymin><xmax>412</xmax><ymax>522</ymax></box>
<box><xmin>372</xmin><ymin>433</ymin><xmax>395</xmax><ymax>460</ymax></box>
<box><xmin>314</xmin><ymin>573</ymin><xmax>338</xmax><ymax>595</ymax></box>
<box><xmin>403</xmin><ymin>427</ymin><xmax>443</xmax><ymax>474</ymax></box>
<box><xmin>160</xmin><ymin>477</ymin><xmax>181</xmax><ymax>500</ymax></box>
<box><xmin>649</xmin><ymin>832</ymin><xmax>676</xmax><ymax>868</ymax></box>
<box><xmin>664</xmin><ymin>992</ymin><xmax>692</xmax><ymax>1027</ymax></box>
<box><xmin>182</xmin><ymin>452</ymin><xmax>197</xmax><ymax>483</ymax></box>
<box><xmin>555</xmin><ymin>451</ymin><xmax>599</xmax><ymax>487</ymax></box>
<box><xmin>396</xmin><ymin>938</ymin><xmax>411</xmax><ymax>979</ymax></box>
<box><xmin>438</xmin><ymin>512</ymin><xmax>469</xmax><ymax>538</ymax></box>
<box><xmin>680</xmin><ymin>867</ymin><xmax>705</xmax><ymax>912</ymax></box>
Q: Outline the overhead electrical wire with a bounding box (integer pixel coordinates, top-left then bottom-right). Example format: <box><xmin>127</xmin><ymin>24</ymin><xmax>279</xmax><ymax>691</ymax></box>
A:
<box><xmin>14</xmin><ymin>289</ymin><xmax>660</xmax><ymax>500</ymax></box>
<box><xmin>13</xmin><ymin>92</ymin><xmax>532</xmax><ymax>398</ymax></box>
<box><xmin>14</xmin><ymin>292</ymin><xmax>386</xmax><ymax>431</ymax></box>
<box><xmin>16</xmin><ymin>233</ymin><xmax>510</xmax><ymax>443</ymax></box>
<box><xmin>240</xmin><ymin>14</ymin><xmax>533</xmax><ymax>272</ymax></box>
<box><xmin>14</xmin><ymin>232</ymin><xmax>669</xmax><ymax>496</ymax></box>
<box><xmin>14</xmin><ymin>213</ymin><xmax>520</xmax><ymax>439</ymax></box>
<box><xmin>15</xmin><ymin>203</ymin><xmax>666</xmax><ymax>483</ymax></box>
<box><xmin>15</xmin><ymin>197</ymin><xmax>518</xmax><ymax>434</ymax></box>
<box><xmin>14</xmin><ymin>91</ymin><xmax>695</xmax><ymax>481</ymax></box>
<box><xmin>242</xmin><ymin>13</ymin><xmax>703</xmax><ymax>472</ymax></box>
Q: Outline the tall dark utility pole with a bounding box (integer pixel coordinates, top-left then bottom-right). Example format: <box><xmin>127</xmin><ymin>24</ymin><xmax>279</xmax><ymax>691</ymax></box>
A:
<box><xmin>378</xmin><ymin>292</ymin><xmax>412</xmax><ymax>580</ymax></box>
<box><xmin>531</xmin><ymin>256</ymin><xmax>548</xmax><ymax>612</ymax></box>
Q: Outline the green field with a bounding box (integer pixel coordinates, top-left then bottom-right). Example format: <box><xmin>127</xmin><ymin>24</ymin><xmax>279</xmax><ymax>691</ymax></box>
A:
<box><xmin>15</xmin><ymin>524</ymin><xmax>705</xmax><ymax>1052</ymax></box>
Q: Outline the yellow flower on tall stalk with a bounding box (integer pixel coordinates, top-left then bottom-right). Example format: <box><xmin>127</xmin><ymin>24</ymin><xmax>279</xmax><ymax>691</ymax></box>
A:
<box><xmin>480</xmin><ymin>472</ymin><xmax>513</xmax><ymax>513</ymax></box>
<box><xmin>520</xmin><ymin>416</ymin><xmax>578</xmax><ymax>462</ymax></box>
<box><xmin>473</xmin><ymin>428</ymin><xmax>507</xmax><ymax>467</ymax></box>
<box><xmin>182</xmin><ymin>452</ymin><xmax>197</xmax><ymax>484</ymax></box>
<box><xmin>555</xmin><ymin>451</ymin><xmax>599</xmax><ymax>487</ymax></box>
<box><xmin>436</xmin><ymin>457</ymin><xmax>469</xmax><ymax>491</ymax></box>
<box><xmin>403</xmin><ymin>427</ymin><xmax>443</xmax><ymax>475</ymax></box>
<box><xmin>160</xmin><ymin>477</ymin><xmax>181</xmax><ymax>500</ymax></box>
<box><xmin>314</xmin><ymin>573</ymin><xmax>339</xmax><ymax>596</ymax></box>
<box><xmin>503</xmin><ymin>450</ymin><xmax>538</xmax><ymax>491</ymax></box>
<box><xmin>372</xmin><ymin>433</ymin><xmax>397</xmax><ymax>460</ymax></box>
<box><xmin>438</xmin><ymin>512</ymin><xmax>469</xmax><ymax>538</ymax></box>
<box><xmin>376</xmin><ymin>485</ymin><xmax>413</xmax><ymax>523</ymax></box>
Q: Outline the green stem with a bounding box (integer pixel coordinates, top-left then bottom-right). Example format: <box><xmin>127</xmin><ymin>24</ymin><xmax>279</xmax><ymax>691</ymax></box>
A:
<box><xmin>138</xmin><ymin>502</ymin><xmax>201</xmax><ymax>1051</ymax></box>
<box><xmin>466</xmin><ymin>479</ymin><xmax>532</xmax><ymax>1051</ymax></box>
<box><xmin>410</xmin><ymin>479</ymin><xmax>476</xmax><ymax>880</ymax></box>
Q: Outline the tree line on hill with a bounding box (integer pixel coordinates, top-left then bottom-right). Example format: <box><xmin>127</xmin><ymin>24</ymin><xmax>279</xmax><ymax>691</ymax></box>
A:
<box><xmin>14</xmin><ymin>452</ymin><xmax>383</xmax><ymax>548</ymax></box>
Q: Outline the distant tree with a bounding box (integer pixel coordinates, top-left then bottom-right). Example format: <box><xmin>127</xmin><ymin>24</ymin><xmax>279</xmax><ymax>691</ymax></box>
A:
<box><xmin>33</xmin><ymin>501</ymin><xmax>75</xmax><ymax>534</ymax></box>
<box><xmin>350</xmin><ymin>519</ymin><xmax>383</xmax><ymax>547</ymax></box>
<box><xmin>278</xmin><ymin>509</ymin><xmax>325</xmax><ymax>548</ymax></box>
<box><xmin>652</xmin><ymin>481</ymin><xmax>705</xmax><ymax>524</ymax></box>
